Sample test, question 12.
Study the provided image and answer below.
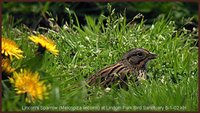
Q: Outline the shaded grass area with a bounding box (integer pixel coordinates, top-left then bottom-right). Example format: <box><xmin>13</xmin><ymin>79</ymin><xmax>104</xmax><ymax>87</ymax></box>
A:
<box><xmin>3</xmin><ymin>2</ymin><xmax>198</xmax><ymax>29</ymax></box>
<box><xmin>2</xmin><ymin>7</ymin><xmax>198</xmax><ymax>111</ymax></box>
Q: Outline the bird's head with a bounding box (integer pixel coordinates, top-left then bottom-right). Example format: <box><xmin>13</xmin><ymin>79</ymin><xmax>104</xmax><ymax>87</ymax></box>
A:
<box><xmin>122</xmin><ymin>48</ymin><xmax>157</xmax><ymax>69</ymax></box>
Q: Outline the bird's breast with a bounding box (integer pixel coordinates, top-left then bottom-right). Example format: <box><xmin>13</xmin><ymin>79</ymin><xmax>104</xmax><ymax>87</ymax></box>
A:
<box><xmin>137</xmin><ymin>70</ymin><xmax>147</xmax><ymax>80</ymax></box>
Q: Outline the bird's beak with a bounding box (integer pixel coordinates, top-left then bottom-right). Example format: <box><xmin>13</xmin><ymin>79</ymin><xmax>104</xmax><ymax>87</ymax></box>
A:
<box><xmin>148</xmin><ymin>52</ymin><xmax>157</xmax><ymax>59</ymax></box>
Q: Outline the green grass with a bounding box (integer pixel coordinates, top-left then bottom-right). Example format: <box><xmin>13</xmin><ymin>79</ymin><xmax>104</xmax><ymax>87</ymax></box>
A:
<box><xmin>2</xmin><ymin>7</ymin><xmax>198</xmax><ymax>112</ymax></box>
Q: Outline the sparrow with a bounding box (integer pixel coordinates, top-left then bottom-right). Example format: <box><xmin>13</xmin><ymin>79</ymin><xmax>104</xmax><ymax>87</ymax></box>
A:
<box><xmin>86</xmin><ymin>48</ymin><xmax>157</xmax><ymax>88</ymax></box>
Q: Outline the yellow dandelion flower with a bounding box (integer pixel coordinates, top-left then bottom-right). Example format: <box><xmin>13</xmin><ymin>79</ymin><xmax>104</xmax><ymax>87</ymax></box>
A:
<box><xmin>28</xmin><ymin>35</ymin><xmax>59</xmax><ymax>55</ymax></box>
<box><xmin>2</xmin><ymin>58</ymin><xmax>15</xmax><ymax>74</ymax></box>
<box><xmin>2</xmin><ymin>38</ymin><xmax>23</xmax><ymax>59</ymax></box>
<box><xmin>9</xmin><ymin>69</ymin><xmax>49</xmax><ymax>103</ymax></box>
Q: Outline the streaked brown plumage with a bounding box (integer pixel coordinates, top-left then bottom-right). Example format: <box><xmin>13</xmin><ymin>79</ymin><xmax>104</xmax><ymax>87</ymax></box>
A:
<box><xmin>86</xmin><ymin>48</ymin><xmax>157</xmax><ymax>88</ymax></box>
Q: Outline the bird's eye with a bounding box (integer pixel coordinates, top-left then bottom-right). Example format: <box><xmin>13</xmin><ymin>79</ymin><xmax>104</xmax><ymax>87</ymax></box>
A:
<box><xmin>136</xmin><ymin>52</ymin><xmax>143</xmax><ymax>57</ymax></box>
